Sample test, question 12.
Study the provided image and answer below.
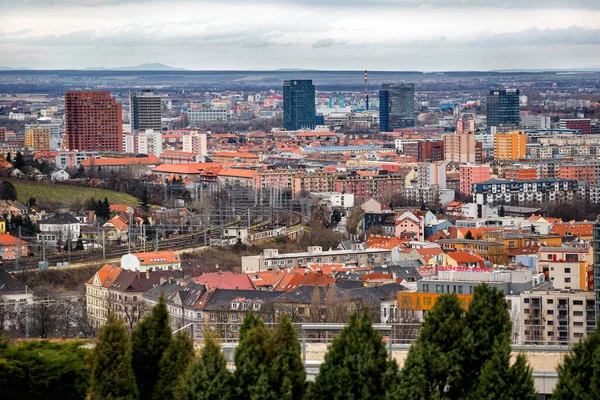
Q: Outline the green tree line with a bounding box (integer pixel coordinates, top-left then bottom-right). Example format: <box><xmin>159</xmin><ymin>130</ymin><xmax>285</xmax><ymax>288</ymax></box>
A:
<box><xmin>1</xmin><ymin>285</ymin><xmax>600</xmax><ymax>398</ymax></box>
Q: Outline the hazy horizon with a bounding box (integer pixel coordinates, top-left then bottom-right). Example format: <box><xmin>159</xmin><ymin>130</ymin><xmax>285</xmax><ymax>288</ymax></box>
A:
<box><xmin>1</xmin><ymin>1</ymin><xmax>600</xmax><ymax>71</ymax></box>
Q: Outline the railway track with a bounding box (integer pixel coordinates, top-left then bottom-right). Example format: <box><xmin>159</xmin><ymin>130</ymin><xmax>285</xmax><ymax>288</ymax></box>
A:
<box><xmin>3</xmin><ymin>210</ymin><xmax>304</xmax><ymax>272</ymax></box>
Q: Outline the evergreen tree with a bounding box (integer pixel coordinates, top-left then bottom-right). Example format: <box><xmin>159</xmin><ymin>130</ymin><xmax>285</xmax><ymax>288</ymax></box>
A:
<box><xmin>140</xmin><ymin>187</ymin><xmax>150</xmax><ymax>213</ymax></box>
<box><xmin>153</xmin><ymin>332</ymin><xmax>195</xmax><ymax>400</ymax></box>
<box><xmin>396</xmin><ymin>294</ymin><xmax>468</xmax><ymax>399</ymax></box>
<box><xmin>131</xmin><ymin>295</ymin><xmax>172</xmax><ymax>399</ymax></box>
<box><xmin>14</xmin><ymin>151</ymin><xmax>25</xmax><ymax>170</ymax></box>
<box><xmin>463</xmin><ymin>284</ymin><xmax>512</xmax><ymax>393</ymax></box>
<box><xmin>267</xmin><ymin>315</ymin><xmax>306</xmax><ymax>400</ymax></box>
<box><xmin>308</xmin><ymin>312</ymin><xmax>398</xmax><ymax>400</ymax></box>
<box><xmin>0</xmin><ymin>181</ymin><xmax>17</xmax><ymax>201</ymax></box>
<box><xmin>88</xmin><ymin>313</ymin><xmax>138</xmax><ymax>400</ymax></box>
<box><xmin>553</xmin><ymin>326</ymin><xmax>600</xmax><ymax>399</ymax></box>
<box><xmin>0</xmin><ymin>339</ymin><xmax>90</xmax><ymax>400</ymax></box>
<box><xmin>75</xmin><ymin>233</ymin><xmax>84</xmax><ymax>250</ymax></box>
<box><xmin>176</xmin><ymin>336</ymin><xmax>234</xmax><ymax>400</ymax></box>
<box><xmin>468</xmin><ymin>336</ymin><xmax>535</xmax><ymax>400</ymax></box>
<box><xmin>6</xmin><ymin>152</ymin><xmax>11</xmax><ymax>164</ymax></box>
<box><xmin>102</xmin><ymin>197</ymin><xmax>111</xmax><ymax>219</ymax></box>
<box><xmin>234</xmin><ymin>313</ymin><xmax>271</xmax><ymax>400</ymax></box>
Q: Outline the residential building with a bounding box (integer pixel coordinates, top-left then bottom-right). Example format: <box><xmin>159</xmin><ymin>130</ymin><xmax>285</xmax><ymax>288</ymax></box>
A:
<box><xmin>444</xmin><ymin>131</ymin><xmax>477</xmax><ymax>163</ymax></box>
<box><xmin>472</xmin><ymin>179</ymin><xmax>578</xmax><ymax>206</ymax></box>
<box><xmin>65</xmin><ymin>91</ymin><xmax>123</xmax><ymax>152</ymax></box>
<box><xmin>504</xmin><ymin>166</ymin><xmax>537</xmax><ymax>181</ymax></box>
<box><xmin>379</xmin><ymin>83</ymin><xmax>415</xmax><ymax>131</ymax></box>
<box><xmin>487</xmin><ymin>89</ymin><xmax>520</xmax><ymax>128</ymax></box>
<box><xmin>521</xmin><ymin>114</ymin><xmax>551</xmax><ymax>130</ymax></box>
<box><xmin>416</xmin><ymin>162</ymin><xmax>447</xmax><ymax>189</ymax></box>
<box><xmin>333</xmin><ymin>174</ymin><xmax>404</xmax><ymax>202</ymax></box>
<box><xmin>55</xmin><ymin>150</ymin><xmax>100</xmax><ymax>169</ymax></box>
<box><xmin>38</xmin><ymin>213</ymin><xmax>81</xmax><ymax>244</ymax></box>
<box><xmin>536</xmin><ymin>247</ymin><xmax>590</xmax><ymax>290</ymax></box>
<box><xmin>25</xmin><ymin>125</ymin><xmax>51</xmax><ymax>151</ymax></box>
<box><xmin>519</xmin><ymin>289</ymin><xmax>595</xmax><ymax>345</ymax></box>
<box><xmin>495</xmin><ymin>130</ymin><xmax>527</xmax><ymax>160</ymax></box>
<box><xmin>594</xmin><ymin>216</ymin><xmax>600</xmax><ymax>313</ymax></box>
<box><xmin>124</xmin><ymin>129</ymin><xmax>163</xmax><ymax>157</ymax></box>
<box><xmin>558</xmin><ymin>161</ymin><xmax>600</xmax><ymax>185</ymax></box>
<box><xmin>0</xmin><ymin>234</ymin><xmax>29</xmax><ymax>260</ymax></box>
<box><xmin>79</xmin><ymin>155</ymin><xmax>161</xmax><ymax>175</ymax></box>
<box><xmin>129</xmin><ymin>90</ymin><xmax>162</xmax><ymax>132</ymax></box>
<box><xmin>241</xmin><ymin>246</ymin><xmax>394</xmax><ymax>273</ymax></box>
<box><xmin>283</xmin><ymin>79</ymin><xmax>316</xmax><ymax>130</ymax></box>
<box><xmin>0</xmin><ymin>270</ymin><xmax>33</xmax><ymax>332</ymax></box>
<box><xmin>182</xmin><ymin>133</ymin><xmax>208</xmax><ymax>157</ymax></box>
<box><xmin>212</xmin><ymin>151</ymin><xmax>259</xmax><ymax>164</ymax></box>
<box><xmin>459</xmin><ymin>164</ymin><xmax>490</xmax><ymax>196</ymax></box>
<box><xmin>401</xmin><ymin>140</ymin><xmax>444</xmax><ymax>162</ymax></box>
<box><xmin>120</xmin><ymin>250</ymin><xmax>182</xmax><ymax>272</ymax></box>
<box><xmin>187</xmin><ymin>107</ymin><xmax>229</xmax><ymax>124</ymax></box>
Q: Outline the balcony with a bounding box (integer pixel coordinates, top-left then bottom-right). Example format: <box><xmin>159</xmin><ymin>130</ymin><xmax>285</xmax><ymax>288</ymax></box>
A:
<box><xmin>557</xmin><ymin>326</ymin><xmax>569</xmax><ymax>331</ymax></box>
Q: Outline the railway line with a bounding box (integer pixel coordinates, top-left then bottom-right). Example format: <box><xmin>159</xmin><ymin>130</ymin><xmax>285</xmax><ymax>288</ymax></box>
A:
<box><xmin>3</xmin><ymin>210</ymin><xmax>304</xmax><ymax>272</ymax></box>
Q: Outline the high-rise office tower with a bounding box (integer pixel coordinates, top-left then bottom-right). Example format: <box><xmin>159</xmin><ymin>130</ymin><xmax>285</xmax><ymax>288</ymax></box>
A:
<box><xmin>379</xmin><ymin>83</ymin><xmax>415</xmax><ymax>132</ymax></box>
<box><xmin>486</xmin><ymin>89</ymin><xmax>520</xmax><ymax>128</ymax></box>
<box><xmin>130</xmin><ymin>90</ymin><xmax>162</xmax><ymax>132</ymax></box>
<box><xmin>283</xmin><ymin>79</ymin><xmax>316</xmax><ymax>130</ymax></box>
<box><xmin>65</xmin><ymin>92</ymin><xmax>122</xmax><ymax>152</ymax></box>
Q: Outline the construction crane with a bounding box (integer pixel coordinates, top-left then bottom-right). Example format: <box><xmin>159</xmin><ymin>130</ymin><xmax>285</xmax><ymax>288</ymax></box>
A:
<box><xmin>364</xmin><ymin>70</ymin><xmax>369</xmax><ymax>110</ymax></box>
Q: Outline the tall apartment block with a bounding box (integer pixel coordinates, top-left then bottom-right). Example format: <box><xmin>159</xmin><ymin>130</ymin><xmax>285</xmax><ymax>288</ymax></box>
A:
<box><xmin>459</xmin><ymin>164</ymin><xmax>490</xmax><ymax>196</ymax></box>
<box><xmin>494</xmin><ymin>130</ymin><xmax>527</xmax><ymax>160</ymax></box>
<box><xmin>130</xmin><ymin>90</ymin><xmax>162</xmax><ymax>132</ymax></box>
<box><xmin>65</xmin><ymin>92</ymin><xmax>122</xmax><ymax>152</ymax></box>
<box><xmin>379</xmin><ymin>83</ymin><xmax>415</xmax><ymax>132</ymax></box>
<box><xmin>594</xmin><ymin>216</ymin><xmax>600</xmax><ymax>314</ymax></box>
<box><xmin>25</xmin><ymin>124</ymin><xmax>51</xmax><ymax>151</ymax></box>
<box><xmin>283</xmin><ymin>80</ymin><xmax>316</xmax><ymax>131</ymax></box>
<box><xmin>487</xmin><ymin>89</ymin><xmax>520</xmax><ymax>128</ymax></box>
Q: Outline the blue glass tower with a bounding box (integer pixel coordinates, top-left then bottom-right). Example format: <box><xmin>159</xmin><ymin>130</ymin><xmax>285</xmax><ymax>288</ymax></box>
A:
<box><xmin>283</xmin><ymin>79</ymin><xmax>316</xmax><ymax>130</ymax></box>
<box><xmin>379</xmin><ymin>83</ymin><xmax>415</xmax><ymax>132</ymax></box>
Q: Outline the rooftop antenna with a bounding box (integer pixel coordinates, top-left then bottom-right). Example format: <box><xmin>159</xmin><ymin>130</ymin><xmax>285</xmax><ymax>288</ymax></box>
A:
<box><xmin>364</xmin><ymin>70</ymin><xmax>369</xmax><ymax>110</ymax></box>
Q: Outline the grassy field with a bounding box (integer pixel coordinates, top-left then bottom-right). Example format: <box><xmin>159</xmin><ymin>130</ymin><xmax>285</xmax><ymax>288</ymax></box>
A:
<box><xmin>6</xmin><ymin>179</ymin><xmax>139</xmax><ymax>206</ymax></box>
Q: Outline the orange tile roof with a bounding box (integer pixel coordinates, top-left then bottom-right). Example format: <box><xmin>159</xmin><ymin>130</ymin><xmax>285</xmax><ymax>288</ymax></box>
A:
<box><xmin>131</xmin><ymin>250</ymin><xmax>180</xmax><ymax>265</ymax></box>
<box><xmin>0</xmin><ymin>233</ymin><xmax>27</xmax><ymax>246</ymax></box>
<box><xmin>447</xmin><ymin>251</ymin><xmax>486</xmax><ymax>268</ymax></box>
<box><xmin>415</xmin><ymin>247</ymin><xmax>443</xmax><ymax>261</ymax></box>
<box><xmin>365</xmin><ymin>235</ymin><xmax>408</xmax><ymax>250</ymax></box>
<box><xmin>217</xmin><ymin>168</ymin><xmax>256</xmax><ymax>179</ymax></box>
<box><xmin>550</xmin><ymin>222</ymin><xmax>593</xmax><ymax>237</ymax></box>
<box><xmin>110</xmin><ymin>204</ymin><xmax>131</xmax><ymax>214</ymax></box>
<box><xmin>105</xmin><ymin>215</ymin><xmax>128</xmax><ymax>230</ymax></box>
<box><xmin>297</xmin><ymin>131</ymin><xmax>336</xmax><ymax>137</ymax></box>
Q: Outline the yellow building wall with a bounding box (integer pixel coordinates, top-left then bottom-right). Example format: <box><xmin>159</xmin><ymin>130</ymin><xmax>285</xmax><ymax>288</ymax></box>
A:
<box><xmin>398</xmin><ymin>292</ymin><xmax>473</xmax><ymax>311</ymax></box>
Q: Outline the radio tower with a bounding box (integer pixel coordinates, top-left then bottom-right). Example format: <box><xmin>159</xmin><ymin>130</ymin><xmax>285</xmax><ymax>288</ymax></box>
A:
<box><xmin>364</xmin><ymin>70</ymin><xmax>369</xmax><ymax>110</ymax></box>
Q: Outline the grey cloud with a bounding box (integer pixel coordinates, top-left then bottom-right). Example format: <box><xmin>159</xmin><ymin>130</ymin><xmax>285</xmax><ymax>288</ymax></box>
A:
<box><xmin>312</xmin><ymin>38</ymin><xmax>345</xmax><ymax>48</ymax></box>
<box><xmin>480</xmin><ymin>26</ymin><xmax>600</xmax><ymax>47</ymax></box>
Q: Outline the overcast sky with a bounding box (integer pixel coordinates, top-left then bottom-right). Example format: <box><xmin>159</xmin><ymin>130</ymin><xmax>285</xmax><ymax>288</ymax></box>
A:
<box><xmin>1</xmin><ymin>0</ymin><xmax>600</xmax><ymax>70</ymax></box>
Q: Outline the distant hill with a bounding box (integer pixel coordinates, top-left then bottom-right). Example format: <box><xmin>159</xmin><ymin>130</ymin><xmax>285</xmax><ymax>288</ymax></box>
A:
<box><xmin>83</xmin><ymin>63</ymin><xmax>185</xmax><ymax>71</ymax></box>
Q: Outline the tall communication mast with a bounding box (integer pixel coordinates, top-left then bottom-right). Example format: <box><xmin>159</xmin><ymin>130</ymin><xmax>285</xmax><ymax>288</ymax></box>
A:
<box><xmin>364</xmin><ymin>70</ymin><xmax>369</xmax><ymax>110</ymax></box>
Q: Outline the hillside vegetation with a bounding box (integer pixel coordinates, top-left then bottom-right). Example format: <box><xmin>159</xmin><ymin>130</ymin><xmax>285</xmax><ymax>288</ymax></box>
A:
<box><xmin>7</xmin><ymin>179</ymin><xmax>139</xmax><ymax>206</ymax></box>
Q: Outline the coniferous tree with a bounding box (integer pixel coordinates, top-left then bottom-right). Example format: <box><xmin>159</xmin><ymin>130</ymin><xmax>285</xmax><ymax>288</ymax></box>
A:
<box><xmin>88</xmin><ymin>313</ymin><xmax>138</xmax><ymax>400</ymax></box>
<box><xmin>6</xmin><ymin>152</ymin><xmax>11</xmax><ymax>164</ymax></box>
<box><xmin>176</xmin><ymin>336</ymin><xmax>234</xmax><ymax>400</ymax></box>
<box><xmin>102</xmin><ymin>197</ymin><xmax>111</xmax><ymax>219</ymax></box>
<box><xmin>131</xmin><ymin>295</ymin><xmax>172</xmax><ymax>399</ymax></box>
<box><xmin>14</xmin><ymin>151</ymin><xmax>25</xmax><ymax>170</ymax></box>
<box><xmin>553</xmin><ymin>326</ymin><xmax>600</xmax><ymax>399</ymax></box>
<box><xmin>463</xmin><ymin>284</ymin><xmax>513</xmax><ymax>394</ymax></box>
<box><xmin>396</xmin><ymin>294</ymin><xmax>468</xmax><ymax>399</ymax></box>
<box><xmin>0</xmin><ymin>181</ymin><xmax>17</xmax><ymax>201</ymax></box>
<box><xmin>153</xmin><ymin>331</ymin><xmax>195</xmax><ymax>400</ymax></box>
<box><xmin>468</xmin><ymin>336</ymin><xmax>535</xmax><ymax>400</ymax></box>
<box><xmin>140</xmin><ymin>187</ymin><xmax>150</xmax><ymax>214</ymax></box>
<box><xmin>308</xmin><ymin>312</ymin><xmax>398</xmax><ymax>400</ymax></box>
<box><xmin>266</xmin><ymin>315</ymin><xmax>306</xmax><ymax>400</ymax></box>
<box><xmin>234</xmin><ymin>313</ymin><xmax>272</xmax><ymax>400</ymax></box>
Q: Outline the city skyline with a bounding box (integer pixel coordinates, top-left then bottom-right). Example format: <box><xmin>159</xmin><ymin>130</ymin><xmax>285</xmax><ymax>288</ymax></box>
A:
<box><xmin>1</xmin><ymin>1</ymin><xmax>600</xmax><ymax>71</ymax></box>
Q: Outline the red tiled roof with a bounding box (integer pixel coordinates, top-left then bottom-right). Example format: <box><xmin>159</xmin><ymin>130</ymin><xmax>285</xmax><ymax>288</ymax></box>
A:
<box><xmin>550</xmin><ymin>222</ymin><xmax>593</xmax><ymax>237</ymax></box>
<box><xmin>193</xmin><ymin>271</ymin><xmax>255</xmax><ymax>290</ymax></box>
<box><xmin>131</xmin><ymin>250</ymin><xmax>180</xmax><ymax>265</ymax></box>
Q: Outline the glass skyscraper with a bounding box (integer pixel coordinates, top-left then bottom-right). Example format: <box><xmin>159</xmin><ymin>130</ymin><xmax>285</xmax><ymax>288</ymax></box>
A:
<box><xmin>283</xmin><ymin>79</ymin><xmax>316</xmax><ymax>130</ymax></box>
<box><xmin>486</xmin><ymin>89</ymin><xmax>520</xmax><ymax>127</ymax></box>
<box><xmin>379</xmin><ymin>83</ymin><xmax>415</xmax><ymax>132</ymax></box>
